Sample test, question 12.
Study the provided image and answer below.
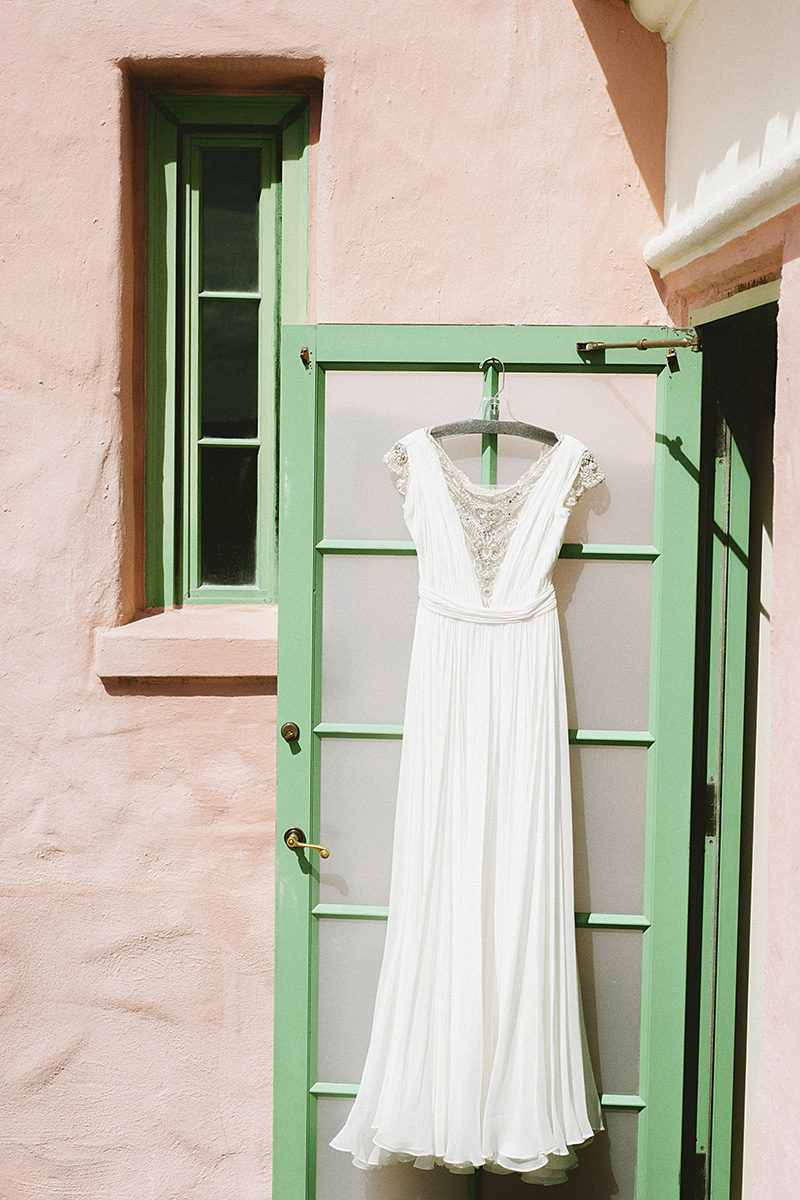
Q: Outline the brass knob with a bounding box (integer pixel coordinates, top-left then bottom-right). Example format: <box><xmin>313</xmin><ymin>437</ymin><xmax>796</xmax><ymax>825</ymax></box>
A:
<box><xmin>281</xmin><ymin>722</ymin><xmax>300</xmax><ymax>743</ymax></box>
<box><xmin>284</xmin><ymin>827</ymin><xmax>330</xmax><ymax>859</ymax></box>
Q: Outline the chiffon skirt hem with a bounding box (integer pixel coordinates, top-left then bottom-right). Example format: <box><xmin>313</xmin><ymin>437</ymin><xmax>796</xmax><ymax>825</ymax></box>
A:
<box><xmin>330</xmin><ymin>1126</ymin><xmax>600</xmax><ymax>1186</ymax></box>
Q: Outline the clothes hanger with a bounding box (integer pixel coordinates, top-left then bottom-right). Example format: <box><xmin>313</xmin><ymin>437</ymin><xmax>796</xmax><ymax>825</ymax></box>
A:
<box><xmin>429</xmin><ymin>358</ymin><xmax>559</xmax><ymax>445</ymax></box>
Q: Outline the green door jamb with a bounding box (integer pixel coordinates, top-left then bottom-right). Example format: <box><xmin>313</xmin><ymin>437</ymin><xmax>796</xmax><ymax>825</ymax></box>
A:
<box><xmin>691</xmin><ymin>401</ymin><xmax>750</xmax><ymax>1199</ymax></box>
<box><xmin>692</xmin><ymin>305</ymin><xmax>776</xmax><ymax>1199</ymax></box>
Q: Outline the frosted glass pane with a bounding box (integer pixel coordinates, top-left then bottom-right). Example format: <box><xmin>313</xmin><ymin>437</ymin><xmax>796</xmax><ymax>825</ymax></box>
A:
<box><xmin>319</xmin><ymin>740</ymin><xmax>402</xmax><ymax>906</ymax></box>
<box><xmin>317</xmin><ymin>1098</ymin><xmax>465</xmax><ymax>1199</ymax></box>
<box><xmin>321</xmin><ymin>556</ymin><xmax>418</xmax><ymax>723</ymax></box>
<box><xmin>506</xmin><ymin>373</ymin><xmax>655</xmax><ymax>546</ymax></box>
<box><xmin>317</xmin><ymin>918</ymin><xmax>386</xmax><ymax>1083</ymax></box>
<box><xmin>482</xmin><ymin>1110</ymin><xmax>638</xmax><ymax>1199</ymax></box>
<box><xmin>322</xmin><ymin>370</ymin><xmax>655</xmax><ymax>544</ymax></box>
<box><xmin>317</xmin><ymin>745</ymin><xmax>646</xmax><ymax>913</ymax></box>
<box><xmin>556</xmin><ymin>560</ymin><xmax>651</xmax><ymax>731</ymax></box>
<box><xmin>321</xmin><ymin>559</ymin><xmax>650</xmax><ymax>729</ymax></box>
<box><xmin>571</xmin><ymin>747</ymin><xmax>647</xmax><ymax>914</ymax></box>
<box><xmin>317</xmin><ymin>924</ymin><xmax>641</xmax><ymax>1098</ymax></box>
<box><xmin>324</xmin><ymin>371</ymin><xmax>477</xmax><ymax>541</ymax></box>
<box><xmin>577</xmin><ymin>930</ymin><xmax>642</xmax><ymax>1096</ymax></box>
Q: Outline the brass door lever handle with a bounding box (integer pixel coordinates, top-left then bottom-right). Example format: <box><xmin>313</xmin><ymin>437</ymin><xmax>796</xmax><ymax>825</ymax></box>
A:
<box><xmin>284</xmin><ymin>827</ymin><xmax>330</xmax><ymax>859</ymax></box>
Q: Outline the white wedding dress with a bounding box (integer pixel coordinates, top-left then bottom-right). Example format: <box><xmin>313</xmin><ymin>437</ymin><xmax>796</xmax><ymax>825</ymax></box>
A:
<box><xmin>331</xmin><ymin>427</ymin><xmax>605</xmax><ymax>1185</ymax></box>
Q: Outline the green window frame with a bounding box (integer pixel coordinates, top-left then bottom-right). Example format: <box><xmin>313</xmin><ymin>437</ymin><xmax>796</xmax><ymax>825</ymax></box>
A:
<box><xmin>145</xmin><ymin>94</ymin><xmax>310</xmax><ymax>607</ymax></box>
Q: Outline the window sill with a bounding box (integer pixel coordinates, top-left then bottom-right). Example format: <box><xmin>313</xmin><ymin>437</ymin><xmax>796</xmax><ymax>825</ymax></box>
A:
<box><xmin>94</xmin><ymin>605</ymin><xmax>278</xmax><ymax>679</ymax></box>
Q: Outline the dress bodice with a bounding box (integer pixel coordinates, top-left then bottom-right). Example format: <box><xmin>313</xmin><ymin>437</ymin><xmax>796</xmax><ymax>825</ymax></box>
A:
<box><xmin>385</xmin><ymin>428</ymin><xmax>603</xmax><ymax>618</ymax></box>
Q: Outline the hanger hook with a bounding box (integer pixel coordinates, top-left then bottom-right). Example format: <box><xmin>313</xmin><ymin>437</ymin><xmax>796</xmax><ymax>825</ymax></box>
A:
<box><xmin>479</xmin><ymin>357</ymin><xmax>506</xmax><ymax>395</ymax></box>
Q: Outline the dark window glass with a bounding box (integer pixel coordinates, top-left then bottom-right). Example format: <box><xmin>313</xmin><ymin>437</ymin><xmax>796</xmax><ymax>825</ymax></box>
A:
<box><xmin>200</xmin><ymin>299</ymin><xmax>259</xmax><ymax>439</ymax></box>
<box><xmin>200</xmin><ymin>446</ymin><xmax>258</xmax><ymax>586</ymax></box>
<box><xmin>201</xmin><ymin>150</ymin><xmax>260</xmax><ymax>294</ymax></box>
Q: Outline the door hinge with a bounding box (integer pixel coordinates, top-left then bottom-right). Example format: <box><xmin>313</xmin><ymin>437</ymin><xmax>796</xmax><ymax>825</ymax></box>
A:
<box><xmin>694</xmin><ymin>1149</ymin><xmax>709</xmax><ymax>1199</ymax></box>
<box><xmin>705</xmin><ymin>779</ymin><xmax>718</xmax><ymax>839</ymax></box>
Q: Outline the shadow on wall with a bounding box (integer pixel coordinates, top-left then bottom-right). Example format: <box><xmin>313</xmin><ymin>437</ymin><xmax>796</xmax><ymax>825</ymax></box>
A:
<box><xmin>571</xmin><ymin>0</ymin><xmax>667</xmax><ymax>221</ymax></box>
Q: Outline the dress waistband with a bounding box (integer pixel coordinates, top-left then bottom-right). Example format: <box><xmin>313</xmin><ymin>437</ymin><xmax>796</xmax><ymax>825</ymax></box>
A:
<box><xmin>418</xmin><ymin>584</ymin><xmax>557</xmax><ymax>625</ymax></box>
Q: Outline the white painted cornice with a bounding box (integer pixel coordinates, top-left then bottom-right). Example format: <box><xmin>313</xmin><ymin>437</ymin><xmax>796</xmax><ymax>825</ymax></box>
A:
<box><xmin>627</xmin><ymin>0</ymin><xmax>698</xmax><ymax>41</ymax></box>
<box><xmin>645</xmin><ymin>140</ymin><xmax>800</xmax><ymax>275</ymax></box>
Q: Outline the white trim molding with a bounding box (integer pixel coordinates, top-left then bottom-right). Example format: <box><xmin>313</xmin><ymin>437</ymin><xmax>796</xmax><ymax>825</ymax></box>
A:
<box><xmin>645</xmin><ymin>141</ymin><xmax>800</xmax><ymax>276</ymax></box>
<box><xmin>689</xmin><ymin>280</ymin><xmax>781</xmax><ymax>327</ymax></box>
<box><xmin>627</xmin><ymin>0</ymin><xmax>698</xmax><ymax>41</ymax></box>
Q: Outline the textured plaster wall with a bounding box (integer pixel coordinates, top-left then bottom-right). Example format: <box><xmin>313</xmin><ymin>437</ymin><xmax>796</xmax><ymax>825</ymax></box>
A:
<box><xmin>0</xmin><ymin>0</ymin><xmax>668</xmax><ymax>1195</ymax></box>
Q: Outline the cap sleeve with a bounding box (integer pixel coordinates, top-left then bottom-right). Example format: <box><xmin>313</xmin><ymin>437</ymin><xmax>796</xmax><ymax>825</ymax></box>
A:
<box><xmin>564</xmin><ymin>448</ymin><xmax>604</xmax><ymax>509</ymax></box>
<box><xmin>383</xmin><ymin>441</ymin><xmax>409</xmax><ymax>497</ymax></box>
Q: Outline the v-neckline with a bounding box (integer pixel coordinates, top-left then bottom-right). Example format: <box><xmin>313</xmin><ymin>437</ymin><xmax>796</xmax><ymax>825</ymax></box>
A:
<box><xmin>421</xmin><ymin>429</ymin><xmax>567</xmax><ymax>606</ymax></box>
<box><xmin>423</xmin><ymin>428</ymin><xmax>564</xmax><ymax>495</ymax></box>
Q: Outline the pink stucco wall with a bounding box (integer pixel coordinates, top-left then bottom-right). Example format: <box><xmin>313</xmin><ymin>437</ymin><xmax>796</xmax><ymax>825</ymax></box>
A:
<box><xmin>753</xmin><ymin>207</ymin><xmax>800</xmax><ymax>1199</ymax></box>
<box><xmin>0</xmin><ymin>1</ymin><xmax>673</xmax><ymax>1195</ymax></box>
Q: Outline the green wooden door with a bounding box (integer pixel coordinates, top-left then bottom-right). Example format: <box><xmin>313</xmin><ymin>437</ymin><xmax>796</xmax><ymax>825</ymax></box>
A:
<box><xmin>275</xmin><ymin>325</ymin><xmax>703</xmax><ymax>1199</ymax></box>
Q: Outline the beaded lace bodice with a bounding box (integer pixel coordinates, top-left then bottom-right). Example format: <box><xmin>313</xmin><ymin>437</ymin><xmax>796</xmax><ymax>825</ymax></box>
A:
<box><xmin>384</xmin><ymin>432</ymin><xmax>604</xmax><ymax>606</ymax></box>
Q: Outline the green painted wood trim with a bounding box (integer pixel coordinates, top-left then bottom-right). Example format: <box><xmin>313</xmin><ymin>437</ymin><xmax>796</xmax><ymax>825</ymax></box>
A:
<box><xmin>709</xmin><ymin>423</ymin><xmax>751</xmax><ymax>1198</ymax></box>
<box><xmin>316</xmin><ymin>539</ymin><xmax>418</xmax><ymax>555</ymax></box>
<box><xmin>260</xmin><ymin>137</ymin><xmax>280</xmax><ymax>604</ymax></box>
<box><xmin>601</xmin><ymin>1095</ymin><xmax>647</xmax><ymax>1111</ymax></box>
<box><xmin>315</xmin><ymin>538</ymin><xmax>659</xmax><ymax>560</ymax></box>
<box><xmin>156</xmin><ymin>94</ymin><xmax>307</xmax><ymax>126</ymax></box>
<box><xmin>312</xmin><ymin>904</ymin><xmax>650</xmax><ymax>929</ymax></box>
<box><xmin>274</xmin><ymin>326</ymin><xmax>319</xmax><ymax>1200</ymax></box>
<box><xmin>198</xmin><ymin>436</ymin><xmax>261</xmax><ymax>446</ymax></box>
<box><xmin>693</xmin><ymin>408</ymin><xmax>728</xmax><ymax>1167</ymax></box>
<box><xmin>310</xmin><ymin>1083</ymin><xmax>645</xmax><ymax>1111</ymax></box>
<box><xmin>180</xmin><ymin>132</ymin><xmax>278</xmax><ymax>604</ymax></box>
<box><xmin>559</xmin><ymin>543</ymin><xmax>660</xmax><ymax>561</ymax></box>
<box><xmin>313</xmin><ymin>323</ymin><xmax>688</xmax><ymax>368</ymax></box>
<box><xmin>310</xmin><ymin>1082</ymin><xmax>359</xmax><ymax>1098</ymax></box>
<box><xmin>637</xmin><ymin>343</ymin><xmax>703</xmax><ymax>1197</ymax></box>
<box><xmin>304</xmin><ymin>339</ymin><xmax>328</xmax><ymax>1200</ymax></box>
<box><xmin>482</xmin><ymin>362</ymin><xmax>500</xmax><ymax>484</ymax></box>
<box><xmin>198</xmin><ymin>290</ymin><xmax>263</xmax><ymax>300</ymax></box>
<box><xmin>570</xmin><ymin>729</ymin><xmax>655</xmax><ymax>746</ymax></box>
<box><xmin>281</xmin><ymin>104</ymin><xmax>311</xmax><ymax>325</ymax></box>
<box><xmin>575</xmin><ymin>913</ymin><xmax>651</xmax><ymax>930</ymax></box>
<box><xmin>181</xmin><ymin>586</ymin><xmax>274</xmax><ymax>604</ymax></box>
<box><xmin>180</xmin><ymin>135</ymin><xmax>200</xmax><ymax>601</ymax></box>
<box><xmin>145</xmin><ymin>96</ymin><xmax>310</xmax><ymax>608</ymax></box>
<box><xmin>313</xmin><ymin>722</ymin><xmax>653</xmax><ymax>745</ymax></box>
<box><xmin>145</xmin><ymin>103</ymin><xmax>179</xmax><ymax>608</ymax></box>
<box><xmin>312</xmin><ymin>904</ymin><xmax>389</xmax><ymax>920</ymax></box>
<box><xmin>313</xmin><ymin>723</ymin><xmax>405</xmax><ymax>739</ymax></box>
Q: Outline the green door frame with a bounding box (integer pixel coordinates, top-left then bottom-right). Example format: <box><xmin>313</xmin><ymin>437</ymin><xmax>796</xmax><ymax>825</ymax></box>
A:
<box><xmin>689</xmin><ymin>304</ymin><xmax>777</xmax><ymax>1199</ymax></box>
<box><xmin>274</xmin><ymin>324</ymin><xmax>705</xmax><ymax>1199</ymax></box>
